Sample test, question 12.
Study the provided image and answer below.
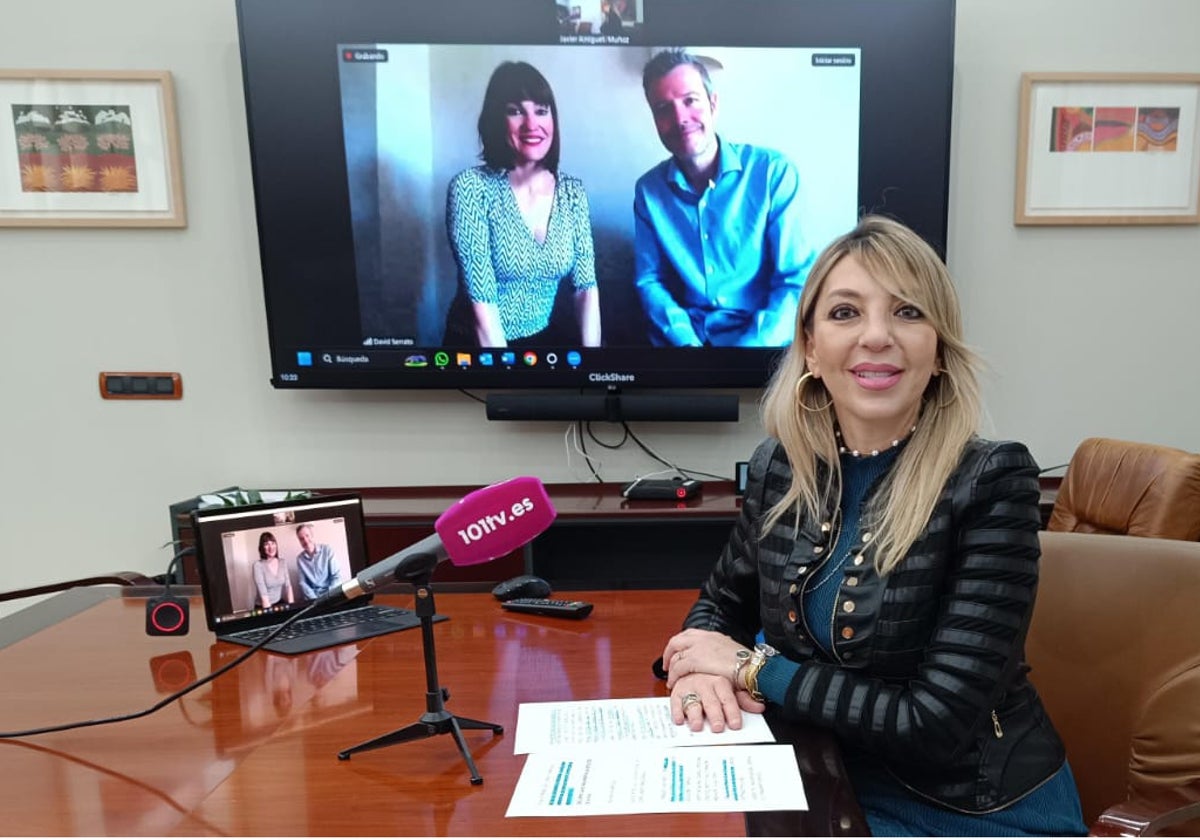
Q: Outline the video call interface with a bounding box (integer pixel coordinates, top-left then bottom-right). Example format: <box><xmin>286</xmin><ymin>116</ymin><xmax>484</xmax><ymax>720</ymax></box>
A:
<box><xmin>240</xmin><ymin>0</ymin><xmax>955</xmax><ymax>389</ymax></box>
<box><xmin>194</xmin><ymin>497</ymin><xmax>364</xmax><ymax>627</ymax></box>
<box><xmin>332</xmin><ymin>40</ymin><xmax>859</xmax><ymax>357</ymax></box>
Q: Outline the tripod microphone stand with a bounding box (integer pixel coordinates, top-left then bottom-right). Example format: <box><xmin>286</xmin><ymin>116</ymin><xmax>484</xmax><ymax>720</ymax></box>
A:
<box><xmin>337</xmin><ymin>553</ymin><xmax>503</xmax><ymax>785</ymax></box>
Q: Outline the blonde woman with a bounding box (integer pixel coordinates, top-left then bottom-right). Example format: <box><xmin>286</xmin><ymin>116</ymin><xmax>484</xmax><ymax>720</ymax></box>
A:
<box><xmin>658</xmin><ymin>216</ymin><xmax>1086</xmax><ymax>835</ymax></box>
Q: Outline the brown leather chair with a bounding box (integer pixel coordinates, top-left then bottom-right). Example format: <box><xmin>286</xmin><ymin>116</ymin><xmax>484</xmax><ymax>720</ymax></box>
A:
<box><xmin>1047</xmin><ymin>437</ymin><xmax>1200</xmax><ymax>540</ymax></box>
<box><xmin>1028</xmin><ymin>531</ymin><xmax>1200</xmax><ymax>835</ymax></box>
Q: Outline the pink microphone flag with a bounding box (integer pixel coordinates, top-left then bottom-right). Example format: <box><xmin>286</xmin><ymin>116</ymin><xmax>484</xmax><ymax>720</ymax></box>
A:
<box><xmin>434</xmin><ymin>476</ymin><xmax>556</xmax><ymax>565</ymax></box>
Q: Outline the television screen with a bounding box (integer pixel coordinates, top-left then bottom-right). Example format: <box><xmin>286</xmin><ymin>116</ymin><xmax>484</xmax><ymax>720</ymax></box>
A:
<box><xmin>236</xmin><ymin>0</ymin><xmax>954</xmax><ymax>391</ymax></box>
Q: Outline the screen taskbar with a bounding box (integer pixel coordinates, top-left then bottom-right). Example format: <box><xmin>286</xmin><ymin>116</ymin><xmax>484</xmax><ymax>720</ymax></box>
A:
<box><xmin>274</xmin><ymin>345</ymin><xmax>776</xmax><ymax>388</ymax></box>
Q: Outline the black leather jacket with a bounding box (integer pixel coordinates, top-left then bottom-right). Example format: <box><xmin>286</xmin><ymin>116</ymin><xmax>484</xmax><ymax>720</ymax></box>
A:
<box><xmin>684</xmin><ymin>437</ymin><xmax>1066</xmax><ymax>814</ymax></box>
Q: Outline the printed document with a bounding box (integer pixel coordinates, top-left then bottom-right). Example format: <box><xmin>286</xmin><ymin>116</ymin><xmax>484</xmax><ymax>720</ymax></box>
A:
<box><xmin>506</xmin><ymin>744</ymin><xmax>806</xmax><ymax>816</ymax></box>
<box><xmin>513</xmin><ymin>696</ymin><xmax>775</xmax><ymax>754</ymax></box>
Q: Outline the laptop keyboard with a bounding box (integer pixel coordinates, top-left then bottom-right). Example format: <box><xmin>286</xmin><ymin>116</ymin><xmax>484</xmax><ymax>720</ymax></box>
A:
<box><xmin>228</xmin><ymin>604</ymin><xmax>415</xmax><ymax>644</ymax></box>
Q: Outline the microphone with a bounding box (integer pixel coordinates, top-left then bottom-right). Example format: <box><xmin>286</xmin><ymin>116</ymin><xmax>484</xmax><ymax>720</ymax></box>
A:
<box><xmin>316</xmin><ymin>476</ymin><xmax>556</xmax><ymax>605</ymax></box>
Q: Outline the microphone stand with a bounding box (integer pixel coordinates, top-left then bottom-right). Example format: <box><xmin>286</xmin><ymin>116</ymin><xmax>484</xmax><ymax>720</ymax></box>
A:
<box><xmin>337</xmin><ymin>553</ymin><xmax>503</xmax><ymax>785</ymax></box>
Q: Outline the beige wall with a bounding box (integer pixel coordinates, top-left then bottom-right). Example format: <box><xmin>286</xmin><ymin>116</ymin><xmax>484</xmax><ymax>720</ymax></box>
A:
<box><xmin>2</xmin><ymin>0</ymin><xmax>1198</xmax><ymax>610</ymax></box>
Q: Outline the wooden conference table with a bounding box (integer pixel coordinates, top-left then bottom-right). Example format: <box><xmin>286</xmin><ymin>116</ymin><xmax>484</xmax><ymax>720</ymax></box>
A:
<box><xmin>0</xmin><ymin>587</ymin><xmax>867</xmax><ymax>836</ymax></box>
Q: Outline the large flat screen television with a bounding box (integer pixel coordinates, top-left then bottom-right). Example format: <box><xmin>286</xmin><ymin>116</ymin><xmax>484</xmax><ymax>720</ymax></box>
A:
<box><xmin>236</xmin><ymin>0</ymin><xmax>954</xmax><ymax>396</ymax></box>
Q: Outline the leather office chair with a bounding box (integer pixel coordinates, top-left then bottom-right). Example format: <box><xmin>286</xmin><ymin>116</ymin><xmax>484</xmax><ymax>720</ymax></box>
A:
<box><xmin>1028</xmin><ymin>531</ymin><xmax>1200</xmax><ymax>835</ymax></box>
<box><xmin>1047</xmin><ymin>437</ymin><xmax>1200</xmax><ymax>540</ymax></box>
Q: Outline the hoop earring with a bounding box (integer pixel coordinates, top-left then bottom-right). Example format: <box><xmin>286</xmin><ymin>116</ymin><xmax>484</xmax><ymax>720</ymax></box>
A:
<box><xmin>796</xmin><ymin>371</ymin><xmax>832</xmax><ymax>413</ymax></box>
<box><xmin>930</xmin><ymin>369</ymin><xmax>957</xmax><ymax>411</ymax></box>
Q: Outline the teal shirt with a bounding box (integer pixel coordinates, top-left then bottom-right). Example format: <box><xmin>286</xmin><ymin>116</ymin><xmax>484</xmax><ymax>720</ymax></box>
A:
<box><xmin>633</xmin><ymin>138</ymin><xmax>815</xmax><ymax>347</ymax></box>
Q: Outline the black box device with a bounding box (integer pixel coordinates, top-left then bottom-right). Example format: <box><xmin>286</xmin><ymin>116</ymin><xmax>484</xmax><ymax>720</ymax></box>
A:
<box><xmin>621</xmin><ymin>477</ymin><xmax>703</xmax><ymax>501</ymax></box>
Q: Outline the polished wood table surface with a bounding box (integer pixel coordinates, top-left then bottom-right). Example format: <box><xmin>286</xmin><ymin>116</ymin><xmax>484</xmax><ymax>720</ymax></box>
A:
<box><xmin>0</xmin><ymin>587</ymin><xmax>866</xmax><ymax>836</ymax></box>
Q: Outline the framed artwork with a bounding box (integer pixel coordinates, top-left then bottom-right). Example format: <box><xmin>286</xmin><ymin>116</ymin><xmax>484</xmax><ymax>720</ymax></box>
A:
<box><xmin>1014</xmin><ymin>72</ymin><xmax>1200</xmax><ymax>225</ymax></box>
<box><xmin>0</xmin><ymin>69</ymin><xmax>186</xmax><ymax>227</ymax></box>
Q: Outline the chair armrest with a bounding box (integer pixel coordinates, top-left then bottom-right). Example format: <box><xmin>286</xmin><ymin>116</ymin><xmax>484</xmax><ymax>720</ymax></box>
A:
<box><xmin>0</xmin><ymin>572</ymin><xmax>157</xmax><ymax>603</ymax></box>
<box><xmin>1091</xmin><ymin>779</ymin><xmax>1200</xmax><ymax>836</ymax></box>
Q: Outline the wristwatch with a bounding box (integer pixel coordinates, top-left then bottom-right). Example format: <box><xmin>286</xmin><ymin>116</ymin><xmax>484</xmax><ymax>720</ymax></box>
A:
<box><xmin>733</xmin><ymin>647</ymin><xmax>752</xmax><ymax>686</ymax></box>
<box><xmin>742</xmin><ymin>643</ymin><xmax>778</xmax><ymax>702</ymax></box>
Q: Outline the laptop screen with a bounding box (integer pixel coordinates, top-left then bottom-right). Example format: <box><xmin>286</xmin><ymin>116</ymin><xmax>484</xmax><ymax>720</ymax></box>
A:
<box><xmin>192</xmin><ymin>494</ymin><xmax>369</xmax><ymax>633</ymax></box>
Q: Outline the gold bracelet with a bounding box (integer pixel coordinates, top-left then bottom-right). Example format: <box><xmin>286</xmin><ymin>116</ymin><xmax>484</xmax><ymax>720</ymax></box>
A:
<box><xmin>743</xmin><ymin>643</ymin><xmax>778</xmax><ymax>702</ymax></box>
<box><xmin>742</xmin><ymin>652</ymin><xmax>767</xmax><ymax>701</ymax></box>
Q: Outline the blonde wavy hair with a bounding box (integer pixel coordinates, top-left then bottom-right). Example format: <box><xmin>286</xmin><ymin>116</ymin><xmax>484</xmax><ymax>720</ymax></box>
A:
<box><xmin>760</xmin><ymin>215</ymin><xmax>982</xmax><ymax>576</ymax></box>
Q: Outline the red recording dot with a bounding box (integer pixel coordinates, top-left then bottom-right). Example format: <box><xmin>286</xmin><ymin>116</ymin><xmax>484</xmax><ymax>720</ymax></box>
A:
<box><xmin>676</xmin><ymin>487</ymin><xmax>687</xmax><ymax>498</ymax></box>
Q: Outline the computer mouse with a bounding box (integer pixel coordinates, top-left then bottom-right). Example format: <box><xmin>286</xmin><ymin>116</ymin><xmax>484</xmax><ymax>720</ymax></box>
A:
<box><xmin>491</xmin><ymin>574</ymin><xmax>552</xmax><ymax>602</ymax></box>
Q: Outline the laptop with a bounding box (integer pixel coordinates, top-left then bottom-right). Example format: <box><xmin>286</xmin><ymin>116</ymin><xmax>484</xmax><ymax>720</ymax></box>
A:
<box><xmin>193</xmin><ymin>493</ymin><xmax>429</xmax><ymax>655</ymax></box>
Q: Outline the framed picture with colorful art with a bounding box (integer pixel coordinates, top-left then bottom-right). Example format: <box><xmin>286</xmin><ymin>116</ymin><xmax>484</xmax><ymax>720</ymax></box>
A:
<box><xmin>1015</xmin><ymin>72</ymin><xmax>1200</xmax><ymax>225</ymax></box>
<box><xmin>0</xmin><ymin>69</ymin><xmax>185</xmax><ymax>227</ymax></box>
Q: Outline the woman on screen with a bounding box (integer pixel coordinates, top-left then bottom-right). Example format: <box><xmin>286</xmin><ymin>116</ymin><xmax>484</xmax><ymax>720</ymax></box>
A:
<box><xmin>442</xmin><ymin>61</ymin><xmax>601</xmax><ymax>348</ymax></box>
<box><xmin>656</xmin><ymin>216</ymin><xmax>1086</xmax><ymax>835</ymax></box>
<box><xmin>253</xmin><ymin>532</ymin><xmax>295</xmax><ymax>609</ymax></box>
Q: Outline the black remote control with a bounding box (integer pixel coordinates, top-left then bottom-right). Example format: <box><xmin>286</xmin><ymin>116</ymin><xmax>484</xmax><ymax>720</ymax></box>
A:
<box><xmin>500</xmin><ymin>598</ymin><xmax>594</xmax><ymax>620</ymax></box>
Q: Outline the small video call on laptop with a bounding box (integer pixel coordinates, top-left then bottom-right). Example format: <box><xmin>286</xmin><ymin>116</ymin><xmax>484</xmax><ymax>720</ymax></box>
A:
<box><xmin>192</xmin><ymin>493</ymin><xmax>421</xmax><ymax>654</ymax></box>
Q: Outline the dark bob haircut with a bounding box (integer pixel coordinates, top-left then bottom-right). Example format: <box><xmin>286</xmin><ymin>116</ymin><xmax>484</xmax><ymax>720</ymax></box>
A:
<box><xmin>477</xmin><ymin>61</ymin><xmax>560</xmax><ymax>172</ymax></box>
<box><xmin>258</xmin><ymin>531</ymin><xmax>278</xmax><ymax>560</ymax></box>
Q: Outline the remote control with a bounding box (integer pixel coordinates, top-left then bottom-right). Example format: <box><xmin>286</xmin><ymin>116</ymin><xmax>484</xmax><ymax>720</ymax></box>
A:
<box><xmin>500</xmin><ymin>598</ymin><xmax>594</xmax><ymax>620</ymax></box>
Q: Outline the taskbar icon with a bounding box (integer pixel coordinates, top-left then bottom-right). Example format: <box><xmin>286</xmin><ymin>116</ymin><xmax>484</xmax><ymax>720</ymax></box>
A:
<box><xmin>413</xmin><ymin>349</ymin><xmax>585</xmax><ymax>369</ymax></box>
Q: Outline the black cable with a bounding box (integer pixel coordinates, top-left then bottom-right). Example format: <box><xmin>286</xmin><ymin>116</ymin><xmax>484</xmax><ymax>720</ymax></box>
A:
<box><xmin>576</xmin><ymin>420</ymin><xmax>603</xmax><ymax>483</ymax></box>
<box><xmin>585</xmin><ymin>421</ymin><xmax>733</xmax><ymax>482</ymax></box>
<box><xmin>1038</xmin><ymin>463</ymin><xmax>1070</xmax><ymax>475</ymax></box>
<box><xmin>584</xmin><ymin>421</ymin><xmax>629</xmax><ymax>450</ymax></box>
<box><xmin>458</xmin><ymin>389</ymin><xmax>486</xmax><ymax>405</ymax></box>
<box><xmin>0</xmin><ymin>598</ymin><xmax>324</xmax><ymax>739</ymax></box>
<box><xmin>162</xmin><ymin>547</ymin><xmax>190</xmax><ymax>593</ymax></box>
<box><xmin>621</xmin><ymin>422</ymin><xmax>674</xmax><ymax>469</ymax></box>
<box><xmin>676</xmin><ymin>467</ymin><xmax>733</xmax><ymax>481</ymax></box>
<box><xmin>621</xmin><ymin>423</ymin><xmax>734</xmax><ymax>481</ymax></box>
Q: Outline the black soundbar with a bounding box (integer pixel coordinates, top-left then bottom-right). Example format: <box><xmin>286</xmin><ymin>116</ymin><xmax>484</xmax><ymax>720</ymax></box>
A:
<box><xmin>485</xmin><ymin>392</ymin><xmax>739</xmax><ymax>422</ymax></box>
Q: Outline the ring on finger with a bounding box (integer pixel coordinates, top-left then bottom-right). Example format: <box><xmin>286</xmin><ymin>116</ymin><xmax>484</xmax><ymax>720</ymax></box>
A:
<box><xmin>680</xmin><ymin>691</ymin><xmax>701</xmax><ymax>712</ymax></box>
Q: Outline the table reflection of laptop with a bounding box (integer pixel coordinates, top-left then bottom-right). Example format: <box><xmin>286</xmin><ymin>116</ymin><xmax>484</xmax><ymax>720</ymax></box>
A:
<box><xmin>208</xmin><ymin>643</ymin><xmax>371</xmax><ymax>756</ymax></box>
<box><xmin>193</xmin><ymin>494</ymin><xmax>430</xmax><ymax>655</ymax></box>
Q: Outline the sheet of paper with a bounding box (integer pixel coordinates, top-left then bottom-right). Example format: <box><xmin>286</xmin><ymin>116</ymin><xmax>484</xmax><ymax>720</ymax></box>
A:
<box><xmin>513</xmin><ymin>696</ymin><xmax>775</xmax><ymax>754</ymax></box>
<box><xmin>505</xmin><ymin>744</ymin><xmax>807</xmax><ymax>816</ymax></box>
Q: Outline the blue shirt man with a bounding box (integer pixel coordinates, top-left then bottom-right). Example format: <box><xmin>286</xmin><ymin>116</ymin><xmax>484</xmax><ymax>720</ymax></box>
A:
<box><xmin>295</xmin><ymin>523</ymin><xmax>340</xmax><ymax>600</ymax></box>
<box><xmin>634</xmin><ymin>50</ymin><xmax>814</xmax><ymax>347</ymax></box>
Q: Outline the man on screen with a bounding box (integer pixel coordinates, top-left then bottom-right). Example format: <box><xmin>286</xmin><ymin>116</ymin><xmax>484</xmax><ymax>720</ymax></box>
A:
<box><xmin>633</xmin><ymin>49</ymin><xmax>815</xmax><ymax>347</ymax></box>
<box><xmin>295</xmin><ymin>523</ymin><xmax>340</xmax><ymax>600</ymax></box>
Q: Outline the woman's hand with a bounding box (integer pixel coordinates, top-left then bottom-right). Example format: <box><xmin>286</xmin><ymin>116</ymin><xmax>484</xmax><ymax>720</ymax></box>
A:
<box><xmin>671</xmin><ymin>673</ymin><xmax>765</xmax><ymax>732</ymax></box>
<box><xmin>662</xmin><ymin>627</ymin><xmax>750</xmax><ymax>690</ymax></box>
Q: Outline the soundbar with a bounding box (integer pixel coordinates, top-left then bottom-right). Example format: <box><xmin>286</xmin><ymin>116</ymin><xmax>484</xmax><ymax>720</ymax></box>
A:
<box><xmin>485</xmin><ymin>392</ymin><xmax>739</xmax><ymax>422</ymax></box>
